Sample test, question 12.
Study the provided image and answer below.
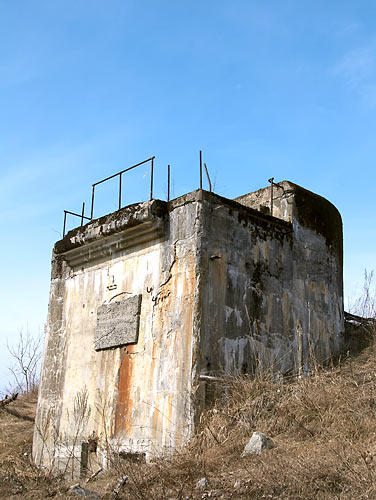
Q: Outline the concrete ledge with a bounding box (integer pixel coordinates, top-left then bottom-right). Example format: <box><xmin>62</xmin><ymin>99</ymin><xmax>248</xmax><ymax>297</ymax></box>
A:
<box><xmin>61</xmin><ymin>220</ymin><xmax>165</xmax><ymax>267</ymax></box>
<box><xmin>168</xmin><ymin>189</ymin><xmax>293</xmax><ymax>233</ymax></box>
<box><xmin>55</xmin><ymin>199</ymin><xmax>168</xmax><ymax>255</ymax></box>
<box><xmin>56</xmin><ymin>190</ymin><xmax>292</xmax><ymax>264</ymax></box>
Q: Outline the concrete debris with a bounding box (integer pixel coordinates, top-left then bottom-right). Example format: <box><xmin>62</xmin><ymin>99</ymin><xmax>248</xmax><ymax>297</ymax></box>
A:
<box><xmin>110</xmin><ymin>475</ymin><xmax>128</xmax><ymax>499</ymax></box>
<box><xmin>241</xmin><ymin>431</ymin><xmax>275</xmax><ymax>456</ymax></box>
<box><xmin>85</xmin><ymin>467</ymin><xmax>103</xmax><ymax>483</ymax></box>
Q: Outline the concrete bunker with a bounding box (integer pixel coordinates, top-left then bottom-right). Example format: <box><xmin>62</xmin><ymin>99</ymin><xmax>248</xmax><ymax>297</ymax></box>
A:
<box><xmin>33</xmin><ymin>180</ymin><xmax>344</xmax><ymax>474</ymax></box>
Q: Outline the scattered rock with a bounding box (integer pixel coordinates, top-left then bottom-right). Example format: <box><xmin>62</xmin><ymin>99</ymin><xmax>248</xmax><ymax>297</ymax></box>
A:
<box><xmin>71</xmin><ymin>483</ymin><xmax>101</xmax><ymax>499</ymax></box>
<box><xmin>234</xmin><ymin>479</ymin><xmax>242</xmax><ymax>489</ymax></box>
<box><xmin>241</xmin><ymin>431</ymin><xmax>274</xmax><ymax>456</ymax></box>
<box><xmin>196</xmin><ymin>477</ymin><xmax>210</xmax><ymax>490</ymax></box>
<box><xmin>9</xmin><ymin>475</ymin><xmax>23</xmax><ymax>494</ymax></box>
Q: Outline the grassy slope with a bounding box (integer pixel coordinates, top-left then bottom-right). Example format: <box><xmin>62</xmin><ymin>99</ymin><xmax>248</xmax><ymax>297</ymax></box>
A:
<box><xmin>2</xmin><ymin>345</ymin><xmax>376</xmax><ymax>499</ymax></box>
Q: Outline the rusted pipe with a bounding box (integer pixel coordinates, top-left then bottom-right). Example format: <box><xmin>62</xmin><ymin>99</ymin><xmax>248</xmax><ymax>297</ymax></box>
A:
<box><xmin>268</xmin><ymin>177</ymin><xmax>274</xmax><ymax>217</ymax></box>
<box><xmin>167</xmin><ymin>164</ymin><xmax>170</xmax><ymax>202</ymax></box>
<box><xmin>199</xmin><ymin>150</ymin><xmax>203</xmax><ymax>189</ymax></box>
<box><xmin>81</xmin><ymin>202</ymin><xmax>85</xmax><ymax>226</ymax></box>
<box><xmin>91</xmin><ymin>185</ymin><xmax>95</xmax><ymax>220</ymax></box>
<box><xmin>119</xmin><ymin>172</ymin><xmax>122</xmax><ymax>210</ymax></box>
<box><xmin>150</xmin><ymin>157</ymin><xmax>154</xmax><ymax>200</ymax></box>
<box><xmin>63</xmin><ymin>211</ymin><xmax>67</xmax><ymax>237</ymax></box>
<box><xmin>204</xmin><ymin>163</ymin><xmax>212</xmax><ymax>192</ymax></box>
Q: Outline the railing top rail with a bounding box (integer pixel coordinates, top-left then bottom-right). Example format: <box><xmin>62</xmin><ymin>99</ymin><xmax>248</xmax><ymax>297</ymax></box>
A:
<box><xmin>92</xmin><ymin>156</ymin><xmax>156</xmax><ymax>187</ymax></box>
<box><xmin>63</xmin><ymin>210</ymin><xmax>91</xmax><ymax>221</ymax></box>
<box><xmin>62</xmin><ymin>150</ymin><xmax>213</xmax><ymax>238</ymax></box>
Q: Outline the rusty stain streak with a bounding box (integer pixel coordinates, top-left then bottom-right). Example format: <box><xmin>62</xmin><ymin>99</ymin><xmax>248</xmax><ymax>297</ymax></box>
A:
<box><xmin>115</xmin><ymin>345</ymin><xmax>135</xmax><ymax>435</ymax></box>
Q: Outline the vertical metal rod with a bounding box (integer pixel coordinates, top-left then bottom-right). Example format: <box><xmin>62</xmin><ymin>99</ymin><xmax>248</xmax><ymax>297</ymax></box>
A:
<box><xmin>268</xmin><ymin>177</ymin><xmax>274</xmax><ymax>217</ymax></box>
<box><xmin>204</xmin><ymin>163</ymin><xmax>212</xmax><ymax>192</ymax></box>
<box><xmin>119</xmin><ymin>173</ymin><xmax>122</xmax><ymax>210</ymax></box>
<box><xmin>63</xmin><ymin>211</ymin><xmax>67</xmax><ymax>238</ymax></box>
<box><xmin>199</xmin><ymin>150</ymin><xmax>203</xmax><ymax>190</ymax></box>
<box><xmin>81</xmin><ymin>202</ymin><xmax>85</xmax><ymax>226</ymax></box>
<box><xmin>150</xmin><ymin>157</ymin><xmax>154</xmax><ymax>200</ymax></box>
<box><xmin>271</xmin><ymin>183</ymin><xmax>273</xmax><ymax>216</ymax></box>
<box><xmin>91</xmin><ymin>185</ymin><xmax>95</xmax><ymax>220</ymax></box>
<box><xmin>167</xmin><ymin>164</ymin><xmax>170</xmax><ymax>202</ymax></box>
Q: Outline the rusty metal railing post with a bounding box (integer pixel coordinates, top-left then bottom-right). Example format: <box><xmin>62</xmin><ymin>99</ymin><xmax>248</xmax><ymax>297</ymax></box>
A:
<box><xmin>268</xmin><ymin>177</ymin><xmax>274</xmax><ymax>217</ymax></box>
<box><xmin>91</xmin><ymin>185</ymin><xmax>95</xmax><ymax>220</ymax></box>
<box><xmin>81</xmin><ymin>202</ymin><xmax>85</xmax><ymax>226</ymax></box>
<box><xmin>204</xmin><ymin>163</ymin><xmax>212</xmax><ymax>192</ymax></box>
<box><xmin>86</xmin><ymin>156</ymin><xmax>156</xmax><ymax>223</ymax></box>
<box><xmin>119</xmin><ymin>172</ymin><xmax>122</xmax><ymax>210</ymax></box>
<box><xmin>63</xmin><ymin>211</ymin><xmax>67</xmax><ymax>237</ymax></box>
<box><xmin>167</xmin><ymin>164</ymin><xmax>170</xmax><ymax>202</ymax></box>
<box><xmin>199</xmin><ymin>150</ymin><xmax>203</xmax><ymax>189</ymax></box>
<box><xmin>150</xmin><ymin>157</ymin><xmax>154</xmax><ymax>200</ymax></box>
<box><xmin>62</xmin><ymin>209</ymin><xmax>91</xmax><ymax>237</ymax></box>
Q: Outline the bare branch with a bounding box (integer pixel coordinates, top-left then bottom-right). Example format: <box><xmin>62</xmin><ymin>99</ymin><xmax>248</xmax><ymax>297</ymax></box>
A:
<box><xmin>6</xmin><ymin>327</ymin><xmax>43</xmax><ymax>394</ymax></box>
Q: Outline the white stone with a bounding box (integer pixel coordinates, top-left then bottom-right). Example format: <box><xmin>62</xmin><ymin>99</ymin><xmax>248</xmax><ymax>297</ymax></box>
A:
<box><xmin>196</xmin><ymin>477</ymin><xmax>210</xmax><ymax>490</ymax></box>
<box><xmin>241</xmin><ymin>431</ymin><xmax>274</xmax><ymax>456</ymax></box>
<box><xmin>233</xmin><ymin>479</ymin><xmax>242</xmax><ymax>489</ymax></box>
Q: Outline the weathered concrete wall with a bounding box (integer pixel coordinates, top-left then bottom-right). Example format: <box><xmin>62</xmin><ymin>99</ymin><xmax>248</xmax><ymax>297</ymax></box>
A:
<box><xmin>34</xmin><ymin>183</ymin><xmax>344</xmax><ymax>474</ymax></box>
<box><xmin>199</xmin><ymin>193</ymin><xmax>296</xmax><ymax>379</ymax></box>
<box><xmin>202</xmin><ymin>182</ymin><xmax>344</xmax><ymax>377</ymax></box>
<box><xmin>33</xmin><ymin>196</ymin><xmax>203</xmax><ymax>474</ymax></box>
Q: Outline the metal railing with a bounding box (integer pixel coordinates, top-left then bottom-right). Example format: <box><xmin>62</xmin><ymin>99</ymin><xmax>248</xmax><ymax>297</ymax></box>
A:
<box><xmin>63</xmin><ymin>203</ymin><xmax>91</xmax><ymax>237</ymax></box>
<box><xmin>62</xmin><ymin>152</ymin><xmax>213</xmax><ymax>238</ymax></box>
<box><xmin>90</xmin><ymin>156</ymin><xmax>155</xmax><ymax>220</ymax></box>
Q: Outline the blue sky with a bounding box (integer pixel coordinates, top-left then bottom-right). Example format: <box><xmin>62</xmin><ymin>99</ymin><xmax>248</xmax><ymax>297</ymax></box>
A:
<box><xmin>1</xmin><ymin>1</ymin><xmax>375</xmax><ymax>390</ymax></box>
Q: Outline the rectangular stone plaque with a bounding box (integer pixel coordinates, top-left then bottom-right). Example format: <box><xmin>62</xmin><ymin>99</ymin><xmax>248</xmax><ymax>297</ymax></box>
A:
<box><xmin>95</xmin><ymin>295</ymin><xmax>142</xmax><ymax>351</ymax></box>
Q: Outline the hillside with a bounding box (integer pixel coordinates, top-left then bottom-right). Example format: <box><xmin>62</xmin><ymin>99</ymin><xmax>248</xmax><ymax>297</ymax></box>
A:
<box><xmin>2</xmin><ymin>341</ymin><xmax>376</xmax><ymax>499</ymax></box>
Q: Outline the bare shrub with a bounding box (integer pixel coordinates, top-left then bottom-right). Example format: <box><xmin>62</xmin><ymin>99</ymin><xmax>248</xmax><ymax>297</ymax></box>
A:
<box><xmin>6</xmin><ymin>327</ymin><xmax>43</xmax><ymax>394</ymax></box>
<box><xmin>350</xmin><ymin>269</ymin><xmax>376</xmax><ymax>319</ymax></box>
<box><xmin>63</xmin><ymin>386</ymin><xmax>92</xmax><ymax>478</ymax></box>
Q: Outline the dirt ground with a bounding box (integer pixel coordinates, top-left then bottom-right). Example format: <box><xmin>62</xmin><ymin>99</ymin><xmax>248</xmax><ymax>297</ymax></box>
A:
<box><xmin>2</xmin><ymin>342</ymin><xmax>376</xmax><ymax>499</ymax></box>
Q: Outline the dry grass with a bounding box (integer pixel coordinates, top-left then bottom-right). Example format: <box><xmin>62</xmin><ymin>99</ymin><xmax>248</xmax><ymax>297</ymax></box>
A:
<box><xmin>3</xmin><ymin>343</ymin><xmax>376</xmax><ymax>499</ymax></box>
<box><xmin>0</xmin><ymin>392</ymin><xmax>65</xmax><ymax>499</ymax></box>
